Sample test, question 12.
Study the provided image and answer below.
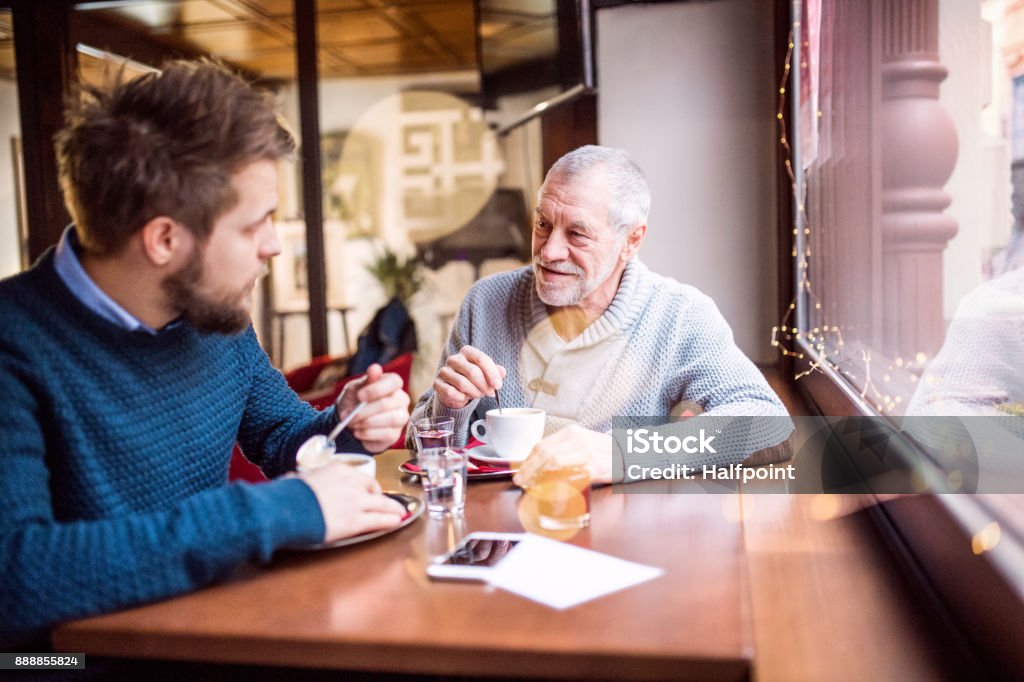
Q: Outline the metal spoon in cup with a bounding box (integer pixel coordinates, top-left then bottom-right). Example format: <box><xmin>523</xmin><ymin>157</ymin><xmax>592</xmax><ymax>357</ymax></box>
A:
<box><xmin>327</xmin><ymin>400</ymin><xmax>366</xmax><ymax>446</ymax></box>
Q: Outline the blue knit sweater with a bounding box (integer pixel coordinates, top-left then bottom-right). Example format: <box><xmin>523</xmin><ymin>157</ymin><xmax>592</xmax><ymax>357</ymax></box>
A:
<box><xmin>0</xmin><ymin>251</ymin><xmax>355</xmax><ymax>646</ymax></box>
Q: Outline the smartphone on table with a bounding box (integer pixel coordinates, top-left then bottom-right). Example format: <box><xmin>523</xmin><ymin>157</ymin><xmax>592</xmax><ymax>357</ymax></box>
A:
<box><xmin>425</xmin><ymin>531</ymin><xmax>527</xmax><ymax>581</ymax></box>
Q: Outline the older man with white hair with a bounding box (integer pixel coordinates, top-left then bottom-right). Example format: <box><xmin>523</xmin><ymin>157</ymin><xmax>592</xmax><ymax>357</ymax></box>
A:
<box><xmin>410</xmin><ymin>145</ymin><xmax>790</xmax><ymax>485</ymax></box>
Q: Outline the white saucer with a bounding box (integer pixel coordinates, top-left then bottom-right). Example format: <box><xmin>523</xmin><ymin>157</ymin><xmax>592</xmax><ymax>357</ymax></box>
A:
<box><xmin>470</xmin><ymin>444</ymin><xmax>525</xmax><ymax>463</ymax></box>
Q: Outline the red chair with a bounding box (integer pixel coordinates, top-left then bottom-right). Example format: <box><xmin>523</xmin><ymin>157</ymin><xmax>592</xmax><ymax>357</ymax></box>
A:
<box><xmin>229</xmin><ymin>353</ymin><xmax>415</xmax><ymax>482</ymax></box>
<box><xmin>301</xmin><ymin>353</ymin><xmax>412</xmax><ymax>410</ymax></box>
<box><xmin>282</xmin><ymin>354</ymin><xmax>338</xmax><ymax>394</ymax></box>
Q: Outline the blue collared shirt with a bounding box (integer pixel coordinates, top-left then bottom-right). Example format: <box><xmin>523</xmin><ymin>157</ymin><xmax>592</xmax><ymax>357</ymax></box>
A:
<box><xmin>53</xmin><ymin>225</ymin><xmax>160</xmax><ymax>335</ymax></box>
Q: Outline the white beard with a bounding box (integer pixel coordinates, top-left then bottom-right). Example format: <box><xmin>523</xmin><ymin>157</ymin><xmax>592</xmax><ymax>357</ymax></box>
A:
<box><xmin>533</xmin><ymin>252</ymin><xmax>620</xmax><ymax>307</ymax></box>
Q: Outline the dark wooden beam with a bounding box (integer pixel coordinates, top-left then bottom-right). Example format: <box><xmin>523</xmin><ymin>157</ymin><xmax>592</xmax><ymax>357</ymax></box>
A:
<box><xmin>555</xmin><ymin>0</ymin><xmax>585</xmax><ymax>88</ymax></box>
<box><xmin>484</xmin><ymin>56</ymin><xmax>562</xmax><ymax>98</ymax></box>
<box><xmin>12</xmin><ymin>0</ymin><xmax>75</xmax><ymax>263</ymax></box>
<box><xmin>540</xmin><ymin>92</ymin><xmax>597</xmax><ymax>174</ymax></box>
<box><xmin>69</xmin><ymin>9</ymin><xmax>205</xmax><ymax>70</ymax></box>
<box><xmin>294</xmin><ymin>0</ymin><xmax>328</xmax><ymax>358</ymax></box>
<box><xmin>68</xmin><ymin>9</ymin><xmax>265</xmax><ymax>83</ymax></box>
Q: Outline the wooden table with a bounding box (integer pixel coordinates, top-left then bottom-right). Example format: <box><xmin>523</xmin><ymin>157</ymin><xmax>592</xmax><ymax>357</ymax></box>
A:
<box><xmin>53</xmin><ymin>450</ymin><xmax>752</xmax><ymax>680</ymax></box>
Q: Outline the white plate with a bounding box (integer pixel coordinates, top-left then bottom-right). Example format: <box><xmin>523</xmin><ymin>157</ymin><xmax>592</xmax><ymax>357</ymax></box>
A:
<box><xmin>470</xmin><ymin>444</ymin><xmax>526</xmax><ymax>464</ymax></box>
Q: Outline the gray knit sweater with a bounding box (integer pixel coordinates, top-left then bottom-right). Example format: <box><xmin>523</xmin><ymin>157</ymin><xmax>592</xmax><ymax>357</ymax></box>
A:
<box><xmin>410</xmin><ymin>261</ymin><xmax>792</xmax><ymax>470</ymax></box>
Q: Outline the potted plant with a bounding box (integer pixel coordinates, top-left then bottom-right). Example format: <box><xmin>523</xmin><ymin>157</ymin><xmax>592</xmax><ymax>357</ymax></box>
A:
<box><xmin>365</xmin><ymin>246</ymin><xmax>424</xmax><ymax>303</ymax></box>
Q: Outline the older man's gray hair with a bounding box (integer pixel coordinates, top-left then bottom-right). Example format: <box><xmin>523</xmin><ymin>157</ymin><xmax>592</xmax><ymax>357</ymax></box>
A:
<box><xmin>542</xmin><ymin>145</ymin><xmax>651</xmax><ymax>236</ymax></box>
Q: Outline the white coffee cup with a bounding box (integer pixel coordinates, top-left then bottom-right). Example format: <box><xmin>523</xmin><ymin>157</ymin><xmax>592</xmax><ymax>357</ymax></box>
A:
<box><xmin>296</xmin><ymin>435</ymin><xmax>376</xmax><ymax>478</ymax></box>
<box><xmin>330</xmin><ymin>453</ymin><xmax>376</xmax><ymax>478</ymax></box>
<box><xmin>470</xmin><ymin>408</ymin><xmax>545</xmax><ymax>460</ymax></box>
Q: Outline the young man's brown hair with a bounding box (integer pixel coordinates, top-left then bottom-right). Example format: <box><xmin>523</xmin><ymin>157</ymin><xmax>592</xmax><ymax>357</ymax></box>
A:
<box><xmin>55</xmin><ymin>59</ymin><xmax>295</xmax><ymax>256</ymax></box>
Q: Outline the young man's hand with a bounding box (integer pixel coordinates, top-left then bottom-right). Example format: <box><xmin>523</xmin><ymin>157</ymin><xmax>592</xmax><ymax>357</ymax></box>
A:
<box><xmin>335</xmin><ymin>363</ymin><xmax>410</xmax><ymax>452</ymax></box>
<box><xmin>300</xmin><ymin>463</ymin><xmax>406</xmax><ymax>542</ymax></box>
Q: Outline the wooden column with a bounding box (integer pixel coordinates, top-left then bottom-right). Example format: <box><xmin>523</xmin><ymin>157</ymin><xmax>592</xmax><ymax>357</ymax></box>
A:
<box><xmin>541</xmin><ymin>94</ymin><xmax>598</xmax><ymax>174</ymax></box>
<box><xmin>294</xmin><ymin>0</ymin><xmax>328</xmax><ymax>358</ymax></box>
<box><xmin>879</xmin><ymin>0</ymin><xmax>958</xmax><ymax>360</ymax></box>
<box><xmin>12</xmin><ymin>0</ymin><xmax>75</xmax><ymax>263</ymax></box>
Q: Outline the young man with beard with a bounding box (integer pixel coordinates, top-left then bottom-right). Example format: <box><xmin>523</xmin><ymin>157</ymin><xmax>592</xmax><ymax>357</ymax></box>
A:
<box><xmin>0</xmin><ymin>61</ymin><xmax>409</xmax><ymax>648</ymax></box>
<box><xmin>409</xmin><ymin>145</ymin><xmax>790</xmax><ymax>486</ymax></box>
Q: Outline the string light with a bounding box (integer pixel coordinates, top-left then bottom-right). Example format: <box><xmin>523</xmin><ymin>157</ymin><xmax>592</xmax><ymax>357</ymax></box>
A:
<box><xmin>769</xmin><ymin>28</ymin><xmax>927</xmax><ymax>415</ymax></box>
<box><xmin>772</xmin><ymin>29</ymin><xmax>832</xmax><ymax>367</ymax></box>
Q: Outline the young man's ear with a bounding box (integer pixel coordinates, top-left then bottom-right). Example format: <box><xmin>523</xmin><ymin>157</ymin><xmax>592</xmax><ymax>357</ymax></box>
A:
<box><xmin>139</xmin><ymin>217</ymin><xmax>191</xmax><ymax>267</ymax></box>
<box><xmin>621</xmin><ymin>224</ymin><xmax>647</xmax><ymax>261</ymax></box>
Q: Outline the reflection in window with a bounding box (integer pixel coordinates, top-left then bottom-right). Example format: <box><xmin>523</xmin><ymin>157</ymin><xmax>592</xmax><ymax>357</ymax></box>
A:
<box><xmin>782</xmin><ymin>0</ymin><xmax>1023</xmax><ymax>419</ymax></box>
<box><xmin>71</xmin><ymin>0</ymin><xmax>301</xmax><ymax>365</ymax></box>
<box><xmin>778</xmin><ymin>2</ymin><xmax>1024</xmax><ymax>601</ymax></box>
<box><xmin>310</xmin><ymin>1</ymin><xmax>540</xmax><ymax>390</ymax></box>
<box><xmin>76</xmin><ymin>44</ymin><xmax>157</xmax><ymax>90</ymax></box>
<box><xmin>62</xmin><ymin>0</ymin><xmax>547</xmax><ymax>380</ymax></box>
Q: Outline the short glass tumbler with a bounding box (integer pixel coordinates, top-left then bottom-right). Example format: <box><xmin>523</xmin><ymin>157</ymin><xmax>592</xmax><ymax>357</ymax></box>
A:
<box><xmin>418</xmin><ymin>447</ymin><xmax>467</xmax><ymax>516</ymax></box>
<box><xmin>528</xmin><ymin>464</ymin><xmax>591</xmax><ymax>530</ymax></box>
<box><xmin>413</xmin><ymin>417</ymin><xmax>455</xmax><ymax>453</ymax></box>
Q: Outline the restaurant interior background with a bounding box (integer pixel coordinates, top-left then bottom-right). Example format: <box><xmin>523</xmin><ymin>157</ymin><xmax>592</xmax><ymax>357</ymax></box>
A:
<box><xmin>0</xmin><ymin>0</ymin><xmax>782</xmax><ymax>396</ymax></box>
<box><xmin>2</xmin><ymin>0</ymin><xmax>1024</xmax><ymax>673</ymax></box>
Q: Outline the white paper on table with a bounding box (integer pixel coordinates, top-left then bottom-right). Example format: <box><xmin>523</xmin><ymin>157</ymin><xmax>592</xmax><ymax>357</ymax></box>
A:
<box><xmin>486</xmin><ymin>534</ymin><xmax>664</xmax><ymax>609</ymax></box>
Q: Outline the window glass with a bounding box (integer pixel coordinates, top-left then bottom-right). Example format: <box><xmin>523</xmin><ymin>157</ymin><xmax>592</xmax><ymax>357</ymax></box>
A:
<box><xmin>65</xmin><ymin>1</ymin><xmax>548</xmax><ymax>380</ymax></box>
<box><xmin>315</xmin><ymin>0</ymin><xmax>523</xmax><ymax>395</ymax></box>
<box><xmin>785</xmin><ymin>0</ymin><xmax>1024</xmax><ymax>558</ymax></box>
<box><xmin>785</xmin><ymin>0</ymin><xmax>1022</xmax><ymax>418</ymax></box>
<box><xmin>71</xmin><ymin>0</ymin><xmax>301</xmax><ymax>364</ymax></box>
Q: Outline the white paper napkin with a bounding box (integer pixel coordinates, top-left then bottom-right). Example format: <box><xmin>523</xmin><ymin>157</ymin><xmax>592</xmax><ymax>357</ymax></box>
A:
<box><xmin>486</xmin><ymin>534</ymin><xmax>664</xmax><ymax>609</ymax></box>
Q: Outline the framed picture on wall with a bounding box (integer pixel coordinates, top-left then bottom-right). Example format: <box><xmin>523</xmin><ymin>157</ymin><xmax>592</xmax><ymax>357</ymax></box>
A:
<box><xmin>271</xmin><ymin>220</ymin><xmax>309</xmax><ymax>313</ymax></box>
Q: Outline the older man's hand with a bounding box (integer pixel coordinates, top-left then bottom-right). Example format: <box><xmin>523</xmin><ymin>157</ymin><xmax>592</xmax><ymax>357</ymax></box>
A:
<box><xmin>433</xmin><ymin>345</ymin><xmax>506</xmax><ymax>410</ymax></box>
<box><xmin>336</xmin><ymin>363</ymin><xmax>411</xmax><ymax>453</ymax></box>
<box><xmin>512</xmin><ymin>425</ymin><xmax>614</xmax><ymax>488</ymax></box>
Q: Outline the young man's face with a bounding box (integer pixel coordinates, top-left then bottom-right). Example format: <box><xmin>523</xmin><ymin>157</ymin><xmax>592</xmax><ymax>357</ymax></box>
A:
<box><xmin>164</xmin><ymin>159</ymin><xmax>281</xmax><ymax>334</ymax></box>
<box><xmin>531</xmin><ymin>166</ymin><xmax>626</xmax><ymax>309</ymax></box>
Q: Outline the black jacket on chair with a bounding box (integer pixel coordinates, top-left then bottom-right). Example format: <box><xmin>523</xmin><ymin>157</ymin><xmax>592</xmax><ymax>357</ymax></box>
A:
<box><xmin>348</xmin><ymin>297</ymin><xmax>417</xmax><ymax>375</ymax></box>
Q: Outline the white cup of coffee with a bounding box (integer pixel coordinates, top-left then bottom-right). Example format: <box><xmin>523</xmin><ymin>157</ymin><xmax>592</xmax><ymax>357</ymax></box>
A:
<box><xmin>330</xmin><ymin>453</ymin><xmax>376</xmax><ymax>478</ymax></box>
<box><xmin>470</xmin><ymin>408</ymin><xmax>545</xmax><ymax>460</ymax></box>
<box><xmin>296</xmin><ymin>436</ymin><xmax>376</xmax><ymax>478</ymax></box>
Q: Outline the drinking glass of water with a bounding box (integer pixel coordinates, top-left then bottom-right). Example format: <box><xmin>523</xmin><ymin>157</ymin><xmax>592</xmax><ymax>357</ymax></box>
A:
<box><xmin>413</xmin><ymin>417</ymin><xmax>455</xmax><ymax>452</ymax></box>
<box><xmin>418</xmin><ymin>447</ymin><xmax>467</xmax><ymax>517</ymax></box>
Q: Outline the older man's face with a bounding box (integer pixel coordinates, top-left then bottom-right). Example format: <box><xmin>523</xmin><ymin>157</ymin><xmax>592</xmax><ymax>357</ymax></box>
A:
<box><xmin>531</xmin><ymin>167</ymin><xmax>625</xmax><ymax>308</ymax></box>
